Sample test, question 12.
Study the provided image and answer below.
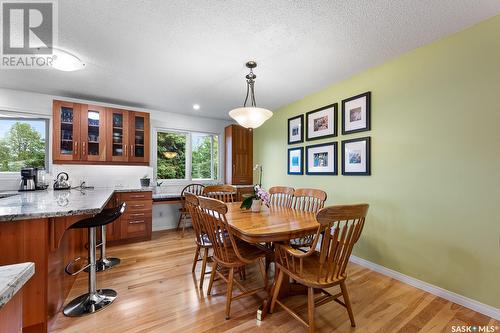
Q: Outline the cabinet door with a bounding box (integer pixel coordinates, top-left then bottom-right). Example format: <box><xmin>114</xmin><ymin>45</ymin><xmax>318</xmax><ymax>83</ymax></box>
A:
<box><xmin>128</xmin><ymin>112</ymin><xmax>150</xmax><ymax>164</ymax></box>
<box><xmin>106</xmin><ymin>108</ymin><xmax>130</xmax><ymax>163</ymax></box>
<box><xmin>53</xmin><ymin>100</ymin><xmax>81</xmax><ymax>162</ymax></box>
<box><xmin>80</xmin><ymin>105</ymin><xmax>107</xmax><ymax>162</ymax></box>
<box><xmin>232</xmin><ymin>125</ymin><xmax>253</xmax><ymax>184</ymax></box>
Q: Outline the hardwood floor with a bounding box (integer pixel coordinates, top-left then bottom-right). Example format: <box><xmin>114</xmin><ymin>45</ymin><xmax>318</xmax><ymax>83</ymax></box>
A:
<box><xmin>52</xmin><ymin>230</ymin><xmax>498</xmax><ymax>333</ymax></box>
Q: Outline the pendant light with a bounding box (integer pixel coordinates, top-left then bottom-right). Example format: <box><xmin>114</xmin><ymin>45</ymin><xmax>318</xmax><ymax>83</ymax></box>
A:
<box><xmin>229</xmin><ymin>61</ymin><xmax>273</xmax><ymax>129</ymax></box>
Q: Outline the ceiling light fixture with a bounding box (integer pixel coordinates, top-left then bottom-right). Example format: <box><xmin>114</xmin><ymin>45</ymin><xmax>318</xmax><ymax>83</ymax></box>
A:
<box><xmin>229</xmin><ymin>61</ymin><xmax>272</xmax><ymax>129</ymax></box>
<box><xmin>51</xmin><ymin>48</ymin><xmax>85</xmax><ymax>72</ymax></box>
<box><xmin>193</xmin><ymin>104</ymin><xmax>200</xmax><ymax>110</ymax></box>
<box><xmin>163</xmin><ymin>151</ymin><xmax>178</xmax><ymax>159</ymax></box>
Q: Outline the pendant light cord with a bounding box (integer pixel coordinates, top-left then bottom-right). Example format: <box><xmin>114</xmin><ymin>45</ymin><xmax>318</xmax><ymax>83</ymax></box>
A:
<box><xmin>243</xmin><ymin>67</ymin><xmax>257</xmax><ymax>107</ymax></box>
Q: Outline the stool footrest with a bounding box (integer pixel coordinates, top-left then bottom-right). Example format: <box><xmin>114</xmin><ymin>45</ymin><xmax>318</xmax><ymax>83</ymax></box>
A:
<box><xmin>65</xmin><ymin>257</ymin><xmax>90</xmax><ymax>276</ymax></box>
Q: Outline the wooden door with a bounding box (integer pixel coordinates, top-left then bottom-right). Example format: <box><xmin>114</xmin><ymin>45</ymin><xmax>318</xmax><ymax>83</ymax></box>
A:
<box><xmin>232</xmin><ymin>125</ymin><xmax>253</xmax><ymax>184</ymax></box>
<box><xmin>106</xmin><ymin>108</ymin><xmax>130</xmax><ymax>163</ymax></box>
<box><xmin>80</xmin><ymin>105</ymin><xmax>107</xmax><ymax>162</ymax></box>
<box><xmin>53</xmin><ymin>100</ymin><xmax>81</xmax><ymax>162</ymax></box>
<box><xmin>128</xmin><ymin>111</ymin><xmax>150</xmax><ymax>164</ymax></box>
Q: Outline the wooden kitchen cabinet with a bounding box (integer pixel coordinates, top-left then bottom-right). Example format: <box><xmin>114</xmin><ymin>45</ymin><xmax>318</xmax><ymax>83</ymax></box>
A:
<box><xmin>225</xmin><ymin>124</ymin><xmax>253</xmax><ymax>185</ymax></box>
<box><xmin>53</xmin><ymin>100</ymin><xmax>150</xmax><ymax>165</ymax></box>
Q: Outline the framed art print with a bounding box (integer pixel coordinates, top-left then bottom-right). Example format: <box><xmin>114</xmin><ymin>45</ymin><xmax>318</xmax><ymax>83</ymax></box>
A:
<box><xmin>306</xmin><ymin>142</ymin><xmax>337</xmax><ymax>175</ymax></box>
<box><xmin>306</xmin><ymin>103</ymin><xmax>338</xmax><ymax>141</ymax></box>
<box><xmin>342</xmin><ymin>137</ymin><xmax>371</xmax><ymax>175</ymax></box>
<box><xmin>287</xmin><ymin>147</ymin><xmax>304</xmax><ymax>175</ymax></box>
<box><xmin>341</xmin><ymin>92</ymin><xmax>371</xmax><ymax>134</ymax></box>
<box><xmin>288</xmin><ymin>114</ymin><xmax>304</xmax><ymax>144</ymax></box>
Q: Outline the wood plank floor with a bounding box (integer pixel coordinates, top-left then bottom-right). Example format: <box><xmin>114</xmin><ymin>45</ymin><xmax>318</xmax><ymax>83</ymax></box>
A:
<box><xmin>52</xmin><ymin>230</ymin><xmax>499</xmax><ymax>333</ymax></box>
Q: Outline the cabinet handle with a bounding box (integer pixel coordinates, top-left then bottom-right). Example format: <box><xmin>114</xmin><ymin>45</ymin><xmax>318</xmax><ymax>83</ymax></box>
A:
<box><xmin>130</xmin><ymin>204</ymin><xmax>145</xmax><ymax>209</ymax></box>
<box><xmin>130</xmin><ymin>194</ymin><xmax>145</xmax><ymax>199</ymax></box>
<box><xmin>130</xmin><ymin>213</ymin><xmax>145</xmax><ymax>217</ymax></box>
<box><xmin>82</xmin><ymin>141</ymin><xmax>86</xmax><ymax>156</ymax></box>
<box><xmin>233</xmin><ymin>164</ymin><xmax>235</xmax><ymax>174</ymax></box>
<box><xmin>131</xmin><ymin>145</ymin><xmax>134</xmax><ymax>157</ymax></box>
<box><xmin>129</xmin><ymin>220</ymin><xmax>145</xmax><ymax>224</ymax></box>
<box><xmin>74</xmin><ymin>142</ymin><xmax>78</xmax><ymax>156</ymax></box>
<box><xmin>124</xmin><ymin>144</ymin><xmax>127</xmax><ymax>157</ymax></box>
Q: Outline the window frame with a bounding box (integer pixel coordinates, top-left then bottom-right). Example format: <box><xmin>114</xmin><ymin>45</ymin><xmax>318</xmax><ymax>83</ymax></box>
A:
<box><xmin>0</xmin><ymin>115</ymin><xmax>50</xmax><ymax>174</ymax></box>
<box><xmin>153</xmin><ymin>127</ymin><xmax>221</xmax><ymax>184</ymax></box>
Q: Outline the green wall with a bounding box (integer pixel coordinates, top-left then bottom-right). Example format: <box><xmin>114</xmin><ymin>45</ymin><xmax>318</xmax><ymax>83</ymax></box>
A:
<box><xmin>254</xmin><ymin>15</ymin><xmax>500</xmax><ymax>308</ymax></box>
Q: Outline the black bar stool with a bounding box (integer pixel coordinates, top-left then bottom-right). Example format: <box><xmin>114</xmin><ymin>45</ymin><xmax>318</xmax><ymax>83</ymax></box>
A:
<box><xmin>63</xmin><ymin>202</ymin><xmax>126</xmax><ymax>317</ymax></box>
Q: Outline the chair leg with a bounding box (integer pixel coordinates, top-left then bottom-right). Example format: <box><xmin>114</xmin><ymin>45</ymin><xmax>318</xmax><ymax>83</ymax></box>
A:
<box><xmin>258</xmin><ymin>258</ymin><xmax>268</xmax><ymax>291</ymax></box>
<box><xmin>340</xmin><ymin>280</ymin><xmax>356</xmax><ymax>327</ymax></box>
<box><xmin>199</xmin><ymin>247</ymin><xmax>209</xmax><ymax>289</ymax></box>
<box><xmin>225</xmin><ymin>267</ymin><xmax>234</xmax><ymax>320</ymax></box>
<box><xmin>207</xmin><ymin>262</ymin><xmax>217</xmax><ymax>296</ymax></box>
<box><xmin>269</xmin><ymin>269</ymin><xmax>284</xmax><ymax>313</ymax></box>
<box><xmin>191</xmin><ymin>245</ymin><xmax>200</xmax><ymax>273</ymax></box>
<box><xmin>176</xmin><ymin>212</ymin><xmax>183</xmax><ymax>230</ymax></box>
<box><xmin>308</xmin><ymin>287</ymin><xmax>315</xmax><ymax>333</ymax></box>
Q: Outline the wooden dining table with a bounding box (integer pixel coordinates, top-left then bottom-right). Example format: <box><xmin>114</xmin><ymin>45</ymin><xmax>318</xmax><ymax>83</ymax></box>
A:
<box><xmin>224</xmin><ymin>202</ymin><xmax>320</xmax><ymax>320</ymax></box>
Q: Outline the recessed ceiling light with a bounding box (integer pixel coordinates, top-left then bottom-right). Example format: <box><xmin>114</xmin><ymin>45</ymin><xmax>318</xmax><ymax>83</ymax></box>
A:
<box><xmin>193</xmin><ymin>104</ymin><xmax>200</xmax><ymax>110</ymax></box>
<box><xmin>51</xmin><ymin>48</ymin><xmax>85</xmax><ymax>72</ymax></box>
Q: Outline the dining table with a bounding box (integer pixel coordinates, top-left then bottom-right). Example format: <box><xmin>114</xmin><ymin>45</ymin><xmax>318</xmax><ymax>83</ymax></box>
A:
<box><xmin>224</xmin><ymin>202</ymin><xmax>320</xmax><ymax>320</ymax></box>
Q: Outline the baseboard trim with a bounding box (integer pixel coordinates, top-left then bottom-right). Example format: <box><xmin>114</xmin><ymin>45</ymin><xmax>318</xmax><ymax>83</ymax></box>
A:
<box><xmin>349</xmin><ymin>255</ymin><xmax>500</xmax><ymax>321</ymax></box>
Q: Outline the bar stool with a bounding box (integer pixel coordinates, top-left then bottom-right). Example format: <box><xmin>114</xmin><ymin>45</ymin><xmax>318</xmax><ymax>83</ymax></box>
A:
<box><xmin>85</xmin><ymin>224</ymin><xmax>121</xmax><ymax>272</ymax></box>
<box><xmin>63</xmin><ymin>202</ymin><xmax>126</xmax><ymax>317</ymax></box>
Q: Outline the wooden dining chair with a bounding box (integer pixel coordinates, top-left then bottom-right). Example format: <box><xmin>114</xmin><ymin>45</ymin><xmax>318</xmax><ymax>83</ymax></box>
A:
<box><xmin>270</xmin><ymin>204</ymin><xmax>369</xmax><ymax>333</ymax></box>
<box><xmin>291</xmin><ymin>188</ymin><xmax>327</xmax><ymax>248</ymax></box>
<box><xmin>184</xmin><ymin>193</ymin><xmax>212</xmax><ymax>289</ymax></box>
<box><xmin>197</xmin><ymin>196</ymin><xmax>271</xmax><ymax>320</ymax></box>
<box><xmin>269</xmin><ymin>186</ymin><xmax>295</xmax><ymax>208</ymax></box>
<box><xmin>177</xmin><ymin>184</ymin><xmax>205</xmax><ymax>236</ymax></box>
<box><xmin>202</xmin><ymin>184</ymin><xmax>237</xmax><ymax>203</ymax></box>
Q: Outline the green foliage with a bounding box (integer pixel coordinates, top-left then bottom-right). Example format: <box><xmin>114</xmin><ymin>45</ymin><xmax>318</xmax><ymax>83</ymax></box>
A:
<box><xmin>157</xmin><ymin>132</ymin><xmax>186</xmax><ymax>179</ymax></box>
<box><xmin>192</xmin><ymin>135</ymin><xmax>218</xmax><ymax>179</ymax></box>
<box><xmin>0</xmin><ymin>122</ymin><xmax>45</xmax><ymax>172</ymax></box>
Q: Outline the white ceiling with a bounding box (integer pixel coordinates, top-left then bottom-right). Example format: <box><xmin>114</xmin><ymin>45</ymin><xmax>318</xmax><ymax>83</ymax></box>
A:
<box><xmin>1</xmin><ymin>0</ymin><xmax>499</xmax><ymax>119</ymax></box>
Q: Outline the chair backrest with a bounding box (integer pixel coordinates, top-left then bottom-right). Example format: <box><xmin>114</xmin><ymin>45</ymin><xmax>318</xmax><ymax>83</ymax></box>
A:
<box><xmin>269</xmin><ymin>186</ymin><xmax>294</xmax><ymax>208</ymax></box>
<box><xmin>203</xmin><ymin>184</ymin><xmax>236</xmax><ymax>203</ymax></box>
<box><xmin>184</xmin><ymin>193</ymin><xmax>209</xmax><ymax>247</ymax></box>
<box><xmin>278</xmin><ymin>204</ymin><xmax>369</xmax><ymax>283</ymax></box>
<box><xmin>197</xmin><ymin>196</ymin><xmax>240</xmax><ymax>266</ymax></box>
<box><xmin>180</xmin><ymin>183</ymin><xmax>205</xmax><ymax>207</ymax></box>
<box><xmin>292</xmin><ymin>188</ymin><xmax>327</xmax><ymax>213</ymax></box>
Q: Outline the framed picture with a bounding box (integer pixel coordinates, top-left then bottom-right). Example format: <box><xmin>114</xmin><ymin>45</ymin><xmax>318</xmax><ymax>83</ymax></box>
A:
<box><xmin>306</xmin><ymin>103</ymin><xmax>338</xmax><ymax>141</ymax></box>
<box><xmin>342</xmin><ymin>137</ymin><xmax>371</xmax><ymax>176</ymax></box>
<box><xmin>341</xmin><ymin>92</ymin><xmax>371</xmax><ymax>134</ymax></box>
<box><xmin>287</xmin><ymin>147</ymin><xmax>304</xmax><ymax>175</ymax></box>
<box><xmin>288</xmin><ymin>114</ymin><xmax>304</xmax><ymax>144</ymax></box>
<box><xmin>306</xmin><ymin>142</ymin><xmax>337</xmax><ymax>175</ymax></box>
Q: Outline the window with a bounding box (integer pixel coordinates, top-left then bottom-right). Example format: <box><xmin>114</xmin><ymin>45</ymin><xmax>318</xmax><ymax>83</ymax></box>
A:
<box><xmin>0</xmin><ymin>118</ymin><xmax>48</xmax><ymax>172</ymax></box>
<box><xmin>156</xmin><ymin>130</ymin><xmax>219</xmax><ymax>181</ymax></box>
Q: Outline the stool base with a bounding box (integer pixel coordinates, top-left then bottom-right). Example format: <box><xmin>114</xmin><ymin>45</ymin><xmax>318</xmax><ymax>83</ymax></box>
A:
<box><xmin>63</xmin><ymin>289</ymin><xmax>117</xmax><ymax>317</ymax></box>
<box><xmin>84</xmin><ymin>257</ymin><xmax>121</xmax><ymax>272</ymax></box>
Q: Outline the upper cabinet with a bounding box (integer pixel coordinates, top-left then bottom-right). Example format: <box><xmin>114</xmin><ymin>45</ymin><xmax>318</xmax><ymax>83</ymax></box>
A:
<box><xmin>225</xmin><ymin>124</ymin><xmax>253</xmax><ymax>185</ymax></box>
<box><xmin>53</xmin><ymin>100</ymin><xmax>150</xmax><ymax>165</ymax></box>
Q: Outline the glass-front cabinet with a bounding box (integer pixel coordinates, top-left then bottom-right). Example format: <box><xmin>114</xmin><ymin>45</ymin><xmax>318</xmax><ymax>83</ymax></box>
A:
<box><xmin>81</xmin><ymin>105</ymin><xmax>106</xmax><ymax>161</ymax></box>
<box><xmin>107</xmin><ymin>108</ymin><xmax>129</xmax><ymax>163</ymax></box>
<box><xmin>53</xmin><ymin>101</ymin><xmax>81</xmax><ymax>161</ymax></box>
<box><xmin>128</xmin><ymin>112</ymin><xmax>150</xmax><ymax>163</ymax></box>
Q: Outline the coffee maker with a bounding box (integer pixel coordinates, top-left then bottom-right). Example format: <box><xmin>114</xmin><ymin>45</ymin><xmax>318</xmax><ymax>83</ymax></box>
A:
<box><xmin>19</xmin><ymin>167</ymin><xmax>37</xmax><ymax>191</ymax></box>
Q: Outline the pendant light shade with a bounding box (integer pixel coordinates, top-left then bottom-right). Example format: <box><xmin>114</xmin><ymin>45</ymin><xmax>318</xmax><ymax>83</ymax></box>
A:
<box><xmin>229</xmin><ymin>61</ymin><xmax>273</xmax><ymax>129</ymax></box>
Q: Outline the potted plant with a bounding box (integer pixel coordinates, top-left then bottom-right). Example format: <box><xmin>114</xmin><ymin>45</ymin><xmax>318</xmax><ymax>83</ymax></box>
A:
<box><xmin>240</xmin><ymin>185</ymin><xmax>270</xmax><ymax>212</ymax></box>
<box><xmin>140</xmin><ymin>174</ymin><xmax>151</xmax><ymax>187</ymax></box>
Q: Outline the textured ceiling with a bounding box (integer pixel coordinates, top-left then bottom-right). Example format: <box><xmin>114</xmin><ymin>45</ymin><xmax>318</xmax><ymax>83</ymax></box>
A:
<box><xmin>1</xmin><ymin>0</ymin><xmax>499</xmax><ymax>119</ymax></box>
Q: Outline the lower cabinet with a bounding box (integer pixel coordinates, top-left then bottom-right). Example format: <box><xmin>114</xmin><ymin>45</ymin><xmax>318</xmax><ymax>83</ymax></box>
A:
<box><xmin>107</xmin><ymin>191</ymin><xmax>152</xmax><ymax>244</ymax></box>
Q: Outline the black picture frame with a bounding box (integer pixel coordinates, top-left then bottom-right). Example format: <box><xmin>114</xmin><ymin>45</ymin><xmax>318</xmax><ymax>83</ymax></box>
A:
<box><xmin>341</xmin><ymin>137</ymin><xmax>371</xmax><ymax>176</ymax></box>
<box><xmin>287</xmin><ymin>147</ymin><xmax>304</xmax><ymax>175</ymax></box>
<box><xmin>305</xmin><ymin>142</ymin><xmax>338</xmax><ymax>175</ymax></box>
<box><xmin>306</xmin><ymin>103</ymin><xmax>338</xmax><ymax>141</ymax></box>
<box><xmin>341</xmin><ymin>92</ymin><xmax>371</xmax><ymax>135</ymax></box>
<box><xmin>287</xmin><ymin>114</ymin><xmax>304</xmax><ymax>144</ymax></box>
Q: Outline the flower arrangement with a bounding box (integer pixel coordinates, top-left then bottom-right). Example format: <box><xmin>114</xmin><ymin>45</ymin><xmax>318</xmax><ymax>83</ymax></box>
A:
<box><xmin>240</xmin><ymin>185</ymin><xmax>270</xmax><ymax>210</ymax></box>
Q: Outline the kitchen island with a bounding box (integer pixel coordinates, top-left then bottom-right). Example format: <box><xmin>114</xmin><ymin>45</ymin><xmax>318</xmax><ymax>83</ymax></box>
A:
<box><xmin>0</xmin><ymin>188</ymin><xmax>152</xmax><ymax>333</ymax></box>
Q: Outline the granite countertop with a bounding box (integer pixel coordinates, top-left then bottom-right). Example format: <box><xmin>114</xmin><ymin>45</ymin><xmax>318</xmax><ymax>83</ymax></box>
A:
<box><xmin>0</xmin><ymin>262</ymin><xmax>35</xmax><ymax>309</ymax></box>
<box><xmin>0</xmin><ymin>187</ymin><xmax>153</xmax><ymax>222</ymax></box>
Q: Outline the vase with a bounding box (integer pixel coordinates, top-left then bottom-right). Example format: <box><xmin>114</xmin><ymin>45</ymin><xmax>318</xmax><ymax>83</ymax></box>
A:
<box><xmin>250</xmin><ymin>199</ymin><xmax>262</xmax><ymax>212</ymax></box>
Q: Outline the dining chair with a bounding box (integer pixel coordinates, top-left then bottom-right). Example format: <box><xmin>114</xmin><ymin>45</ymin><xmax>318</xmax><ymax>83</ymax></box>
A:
<box><xmin>177</xmin><ymin>184</ymin><xmax>205</xmax><ymax>236</ymax></box>
<box><xmin>202</xmin><ymin>184</ymin><xmax>237</xmax><ymax>203</ymax></box>
<box><xmin>269</xmin><ymin>186</ymin><xmax>295</xmax><ymax>208</ymax></box>
<box><xmin>197</xmin><ymin>196</ymin><xmax>271</xmax><ymax>319</ymax></box>
<box><xmin>270</xmin><ymin>204</ymin><xmax>369</xmax><ymax>333</ymax></box>
<box><xmin>291</xmin><ymin>188</ymin><xmax>327</xmax><ymax>248</ymax></box>
<box><xmin>184</xmin><ymin>192</ymin><xmax>212</xmax><ymax>289</ymax></box>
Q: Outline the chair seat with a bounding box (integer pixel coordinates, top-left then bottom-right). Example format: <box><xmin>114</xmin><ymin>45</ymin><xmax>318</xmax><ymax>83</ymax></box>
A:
<box><xmin>276</xmin><ymin>251</ymin><xmax>346</xmax><ymax>288</ymax></box>
<box><xmin>179</xmin><ymin>207</ymin><xmax>188</xmax><ymax>213</ymax></box>
<box><xmin>215</xmin><ymin>240</ymin><xmax>271</xmax><ymax>267</ymax></box>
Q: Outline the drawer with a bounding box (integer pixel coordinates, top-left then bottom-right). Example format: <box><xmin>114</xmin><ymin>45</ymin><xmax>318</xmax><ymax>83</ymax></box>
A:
<box><xmin>120</xmin><ymin>191</ymin><xmax>152</xmax><ymax>201</ymax></box>
<box><xmin>123</xmin><ymin>199</ymin><xmax>152</xmax><ymax>213</ymax></box>
<box><xmin>121</xmin><ymin>215</ymin><xmax>151</xmax><ymax>239</ymax></box>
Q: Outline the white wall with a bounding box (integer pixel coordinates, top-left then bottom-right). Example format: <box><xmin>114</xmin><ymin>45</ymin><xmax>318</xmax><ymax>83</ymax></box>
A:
<box><xmin>0</xmin><ymin>87</ymin><xmax>233</xmax><ymax>230</ymax></box>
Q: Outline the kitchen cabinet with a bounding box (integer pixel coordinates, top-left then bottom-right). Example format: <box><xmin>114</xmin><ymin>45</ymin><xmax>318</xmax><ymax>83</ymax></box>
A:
<box><xmin>53</xmin><ymin>100</ymin><xmax>150</xmax><ymax>165</ymax></box>
<box><xmin>225</xmin><ymin>124</ymin><xmax>253</xmax><ymax>185</ymax></box>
